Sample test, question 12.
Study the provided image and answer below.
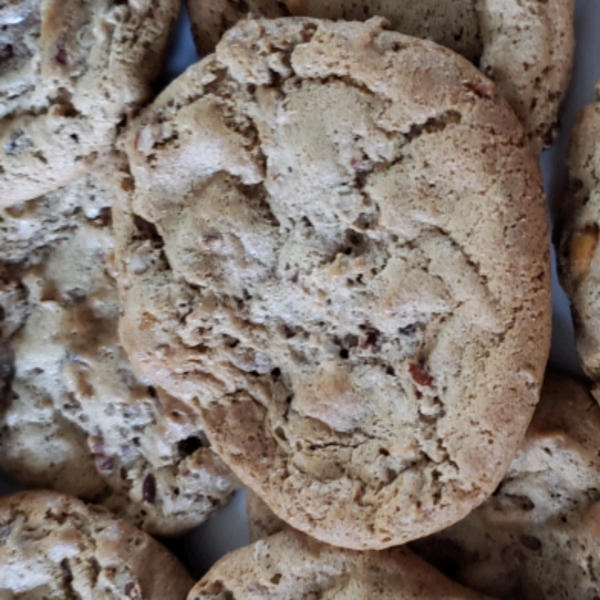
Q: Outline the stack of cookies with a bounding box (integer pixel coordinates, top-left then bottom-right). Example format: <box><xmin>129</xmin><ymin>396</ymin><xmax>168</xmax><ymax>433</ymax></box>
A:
<box><xmin>2</xmin><ymin>0</ymin><xmax>598</xmax><ymax>598</ymax></box>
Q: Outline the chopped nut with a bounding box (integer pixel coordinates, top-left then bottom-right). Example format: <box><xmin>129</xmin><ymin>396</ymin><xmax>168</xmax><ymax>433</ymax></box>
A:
<box><xmin>361</xmin><ymin>328</ymin><xmax>380</xmax><ymax>349</ymax></box>
<box><xmin>571</xmin><ymin>224</ymin><xmax>599</xmax><ymax>283</ymax></box>
<box><xmin>409</xmin><ymin>362</ymin><xmax>433</xmax><ymax>387</ymax></box>
<box><xmin>95</xmin><ymin>454</ymin><xmax>114</xmax><ymax>473</ymax></box>
<box><xmin>142</xmin><ymin>473</ymin><xmax>157</xmax><ymax>503</ymax></box>
<box><xmin>55</xmin><ymin>44</ymin><xmax>67</xmax><ymax>65</ymax></box>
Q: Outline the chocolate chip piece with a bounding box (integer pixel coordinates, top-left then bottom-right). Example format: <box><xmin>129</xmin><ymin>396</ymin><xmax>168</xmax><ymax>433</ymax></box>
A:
<box><xmin>142</xmin><ymin>474</ymin><xmax>156</xmax><ymax>503</ymax></box>
<box><xmin>55</xmin><ymin>44</ymin><xmax>67</xmax><ymax>65</ymax></box>
<box><xmin>520</xmin><ymin>534</ymin><xmax>542</xmax><ymax>551</ymax></box>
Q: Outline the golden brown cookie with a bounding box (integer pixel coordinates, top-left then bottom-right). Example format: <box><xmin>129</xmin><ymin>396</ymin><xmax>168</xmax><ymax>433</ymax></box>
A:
<box><xmin>0</xmin><ymin>490</ymin><xmax>193</xmax><ymax>599</ymax></box>
<box><xmin>188</xmin><ymin>528</ymin><xmax>493</xmax><ymax>600</ymax></box>
<box><xmin>187</xmin><ymin>0</ymin><xmax>574</xmax><ymax>151</ymax></box>
<box><xmin>0</xmin><ymin>0</ymin><xmax>179</xmax><ymax>205</ymax></box>
<box><xmin>556</xmin><ymin>82</ymin><xmax>600</xmax><ymax>391</ymax></box>
<box><xmin>0</xmin><ymin>168</ymin><xmax>238</xmax><ymax>536</ymax></box>
<box><xmin>413</xmin><ymin>372</ymin><xmax>600</xmax><ymax>600</ymax></box>
<box><xmin>115</xmin><ymin>17</ymin><xmax>551</xmax><ymax>550</ymax></box>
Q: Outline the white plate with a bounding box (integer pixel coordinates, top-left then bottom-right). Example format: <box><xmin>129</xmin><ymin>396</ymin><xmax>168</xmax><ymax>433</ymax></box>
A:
<box><xmin>1</xmin><ymin>0</ymin><xmax>599</xmax><ymax>582</ymax></box>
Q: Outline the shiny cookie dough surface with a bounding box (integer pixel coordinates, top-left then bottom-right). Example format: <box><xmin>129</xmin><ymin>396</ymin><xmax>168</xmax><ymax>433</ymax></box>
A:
<box><xmin>0</xmin><ymin>490</ymin><xmax>193</xmax><ymax>599</ymax></box>
<box><xmin>187</xmin><ymin>0</ymin><xmax>574</xmax><ymax>151</ymax></box>
<box><xmin>116</xmin><ymin>17</ymin><xmax>551</xmax><ymax>550</ymax></box>
<box><xmin>413</xmin><ymin>373</ymin><xmax>600</xmax><ymax>600</ymax></box>
<box><xmin>0</xmin><ymin>0</ymin><xmax>179</xmax><ymax>205</ymax></box>
<box><xmin>0</xmin><ymin>170</ymin><xmax>238</xmax><ymax>537</ymax></box>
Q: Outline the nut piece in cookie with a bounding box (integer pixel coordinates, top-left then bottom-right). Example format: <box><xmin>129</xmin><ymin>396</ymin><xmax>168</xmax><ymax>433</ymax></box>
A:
<box><xmin>0</xmin><ymin>0</ymin><xmax>179</xmax><ymax>205</ymax></box>
<box><xmin>0</xmin><ymin>168</ymin><xmax>239</xmax><ymax>537</ymax></box>
<box><xmin>188</xmin><ymin>528</ymin><xmax>493</xmax><ymax>600</ymax></box>
<box><xmin>0</xmin><ymin>490</ymin><xmax>193</xmax><ymax>599</ymax></box>
<box><xmin>413</xmin><ymin>372</ymin><xmax>600</xmax><ymax>600</ymax></box>
<box><xmin>115</xmin><ymin>18</ymin><xmax>551</xmax><ymax>550</ymax></box>
<box><xmin>187</xmin><ymin>0</ymin><xmax>574</xmax><ymax>151</ymax></box>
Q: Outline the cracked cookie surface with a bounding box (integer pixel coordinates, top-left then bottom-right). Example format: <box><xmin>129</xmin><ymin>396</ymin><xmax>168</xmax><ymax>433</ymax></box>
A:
<box><xmin>0</xmin><ymin>490</ymin><xmax>193</xmax><ymax>599</ymax></box>
<box><xmin>556</xmin><ymin>83</ymin><xmax>600</xmax><ymax>394</ymax></box>
<box><xmin>412</xmin><ymin>372</ymin><xmax>600</xmax><ymax>600</ymax></box>
<box><xmin>0</xmin><ymin>0</ymin><xmax>179</xmax><ymax>206</ymax></box>
<box><xmin>187</xmin><ymin>0</ymin><xmax>574</xmax><ymax>152</ymax></box>
<box><xmin>116</xmin><ymin>17</ymin><xmax>551</xmax><ymax>550</ymax></box>
<box><xmin>0</xmin><ymin>169</ymin><xmax>238</xmax><ymax>537</ymax></box>
<box><xmin>188</xmin><ymin>528</ymin><xmax>492</xmax><ymax>600</ymax></box>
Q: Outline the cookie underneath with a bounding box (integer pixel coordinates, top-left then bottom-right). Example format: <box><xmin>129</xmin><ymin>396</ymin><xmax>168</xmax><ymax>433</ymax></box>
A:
<box><xmin>556</xmin><ymin>82</ymin><xmax>600</xmax><ymax>391</ymax></box>
<box><xmin>189</xmin><ymin>528</ymin><xmax>493</xmax><ymax>600</ymax></box>
<box><xmin>0</xmin><ymin>168</ymin><xmax>238</xmax><ymax>536</ymax></box>
<box><xmin>0</xmin><ymin>490</ymin><xmax>193</xmax><ymax>599</ymax></box>
<box><xmin>412</xmin><ymin>372</ymin><xmax>600</xmax><ymax>600</ymax></box>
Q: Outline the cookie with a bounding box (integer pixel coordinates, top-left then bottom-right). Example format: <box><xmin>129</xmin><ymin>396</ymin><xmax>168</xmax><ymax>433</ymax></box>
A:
<box><xmin>188</xmin><ymin>528</ymin><xmax>492</xmax><ymax>600</ymax></box>
<box><xmin>187</xmin><ymin>0</ymin><xmax>574</xmax><ymax>151</ymax></box>
<box><xmin>556</xmin><ymin>83</ymin><xmax>600</xmax><ymax>389</ymax></box>
<box><xmin>412</xmin><ymin>372</ymin><xmax>600</xmax><ymax>600</ymax></box>
<box><xmin>0</xmin><ymin>169</ymin><xmax>238</xmax><ymax>537</ymax></box>
<box><xmin>247</xmin><ymin>489</ymin><xmax>285</xmax><ymax>541</ymax></box>
<box><xmin>115</xmin><ymin>17</ymin><xmax>551</xmax><ymax>550</ymax></box>
<box><xmin>0</xmin><ymin>490</ymin><xmax>193</xmax><ymax>599</ymax></box>
<box><xmin>0</xmin><ymin>0</ymin><xmax>179</xmax><ymax>206</ymax></box>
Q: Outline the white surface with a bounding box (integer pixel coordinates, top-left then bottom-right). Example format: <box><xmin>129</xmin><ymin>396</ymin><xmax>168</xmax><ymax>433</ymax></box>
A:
<box><xmin>0</xmin><ymin>0</ymin><xmax>599</xmax><ymax>582</ymax></box>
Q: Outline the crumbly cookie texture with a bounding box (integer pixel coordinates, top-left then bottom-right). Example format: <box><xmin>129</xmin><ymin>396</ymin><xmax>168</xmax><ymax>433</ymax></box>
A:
<box><xmin>188</xmin><ymin>528</ymin><xmax>492</xmax><ymax>600</ymax></box>
<box><xmin>187</xmin><ymin>0</ymin><xmax>574</xmax><ymax>151</ymax></box>
<box><xmin>556</xmin><ymin>83</ymin><xmax>600</xmax><ymax>393</ymax></box>
<box><xmin>116</xmin><ymin>17</ymin><xmax>551</xmax><ymax>550</ymax></box>
<box><xmin>0</xmin><ymin>171</ymin><xmax>238</xmax><ymax>537</ymax></box>
<box><xmin>412</xmin><ymin>372</ymin><xmax>600</xmax><ymax>600</ymax></box>
<box><xmin>0</xmin><ymin>0</ymin><xmax>179</xmax><ymax>206</ymax></box>
<box><xmin>0</xmin><ymin>490</ymin><xmax>193</xmax><ymax>599</ymax></box>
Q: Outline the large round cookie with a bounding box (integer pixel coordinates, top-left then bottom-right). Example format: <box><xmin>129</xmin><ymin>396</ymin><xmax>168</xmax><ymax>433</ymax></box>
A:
<box><xmin>187</xmin><ymin>0</ymin><xmax>574</xmax><ymax>151</ymax></box>
<box><xmin>0</xmin><ymin>0</ymin><xmax>179</xmax><ymax>206</ymax></box>
<box><xmin>556</xmin><ymin>83</ymin><xmax>600</xmax><ymax>390</ymax></box>
<box><xmin>116</xmin><ymin>17</ymin><xmax>551</xmax><ymax>550</ymax></box>
<box><xmin>0</xmin><ymin>490</ymin><xmax>193</xmax><ymax>599</ymax></box>
<box><xmin>412</xmin><ymin>372</ymin><xmax>600</xmax><ymax>600</ymax></box>
<box><xmin>0</xmin><ymin>168</ymin><xmax>238</xmax><ymax>536</ymax></box>
<box><xmin>188</xmin><ymin>528</ymin><xmax>492</xmax><ymax>600</ymax></box>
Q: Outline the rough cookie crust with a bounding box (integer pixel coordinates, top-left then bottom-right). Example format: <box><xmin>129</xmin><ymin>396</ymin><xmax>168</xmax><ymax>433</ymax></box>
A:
<box><xmin>556</xmin><ymin>83</ymin><xmax>600</xmax><ymax>393</ymax></box>
<box><xmin>116</xmin><ymin>18</ymin><xmax>551</xmax><ymax>550</ymax></box>
<box><xmin>187</xmin><ymin>0</ymin><xmax>574</xmax><ymax>151</ymax></box>
<box><xmin>0</xmin><ymin>170</ymin><xmax>238</xmax><ymax>537</ymax></box>
<box><xmin>412</xmin><ymin>372</ymin><xmax>600</xmax><ymax>600</ymax></box>
<box><xmin>0</xmin><ymin>0</ymin><xmax>179</xmax><ymax>206</ymax></box>
<box><xmin>0</xmin><ymin>490</ymin><xmax>193</xmax><ymax>599</ymax></box>
<box><xmin>188</xmin><ymin>528</ymin><xmax>492</xmax><ymax>600</ymax></box>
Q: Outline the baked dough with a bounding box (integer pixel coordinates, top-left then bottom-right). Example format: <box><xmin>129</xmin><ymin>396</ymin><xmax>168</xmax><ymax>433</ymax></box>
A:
<box><xmin>0</xmin><ymin>0</ymin><xmax>179</xmax><ymax>205</ymax></box>
<box><xmin>116</xmin><ymin>17</ymin><xmax>551</xmax><ymax>549</ymax></box>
